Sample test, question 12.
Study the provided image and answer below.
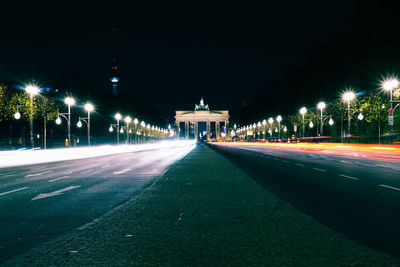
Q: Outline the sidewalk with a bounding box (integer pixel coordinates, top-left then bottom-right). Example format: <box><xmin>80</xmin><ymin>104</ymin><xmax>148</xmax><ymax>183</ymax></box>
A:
<box><xmin>4</xmin><ymin>144</ymin><xmax>400</xmax><ymax>266</ymax></box>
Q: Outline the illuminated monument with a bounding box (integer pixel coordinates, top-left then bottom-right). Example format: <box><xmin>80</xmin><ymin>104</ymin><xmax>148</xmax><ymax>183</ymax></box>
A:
<box><xmin>175</xmin><ymin>98</ymin><xmax>229</xmax><ymax>141</ymax></box>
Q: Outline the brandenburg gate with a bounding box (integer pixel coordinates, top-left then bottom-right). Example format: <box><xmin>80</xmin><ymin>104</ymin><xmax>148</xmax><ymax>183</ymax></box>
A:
<box><xmin>175</xmin><ymin>98</ymin><xmax>229</xmax><ymax>141</ymax></box>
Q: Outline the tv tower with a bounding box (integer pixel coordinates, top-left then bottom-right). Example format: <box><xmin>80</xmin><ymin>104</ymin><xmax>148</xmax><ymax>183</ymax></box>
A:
<box><xmin>110</xmin><ymin>26</ymin><xmax>119</xmax><ymax>95</ymax></box>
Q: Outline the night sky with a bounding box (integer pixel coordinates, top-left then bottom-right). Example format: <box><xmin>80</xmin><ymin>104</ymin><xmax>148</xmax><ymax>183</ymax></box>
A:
<box><xmin>0</xmin><ymin>2</ymin><xmax>357</xmax><ymax>120</ymax></box>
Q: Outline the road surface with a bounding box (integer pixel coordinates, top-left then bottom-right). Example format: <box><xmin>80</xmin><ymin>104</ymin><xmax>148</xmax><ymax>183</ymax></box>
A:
<box><xmin>211</xmin><ymin>142</ymin><xmax>400</xmax><ymax>258</ymax></box>
<box><xmin>0</xmin><ymin>142</ymin><xmax>195</xmax><ymax>263</ymax></box>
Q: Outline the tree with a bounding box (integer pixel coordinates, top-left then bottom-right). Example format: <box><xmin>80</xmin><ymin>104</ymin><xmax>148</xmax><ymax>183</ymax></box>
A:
<box><xmin>0</xmin><ymin>83</ymin><xmax>11</xmax><ymax>122</ymax></box>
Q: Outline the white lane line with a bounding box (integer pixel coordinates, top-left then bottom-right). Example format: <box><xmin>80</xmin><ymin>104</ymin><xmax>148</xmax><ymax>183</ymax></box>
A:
<box><xmin>101</xmin><ymin>164</ymin><xmax>111</xmax><ymax>169</ymax></box>
<box><xmin>296</xmin><ymin>163</ymin><xmax>305</xmax><ymax>167</ymax></box>
<box><xmin>25</xmin><ymin>171</ymin><xmax>52</xmax><ymax>178</ymax></box>
<box><xmin>64</xmin><ymin>171</ymin><xmax>73</xmax><ymax>175</ymax></box>
<box><xmin>339</xmin><ymin>174</ymin><xmax>359</xmax><ymax>180</ymax></box>
<box><xmin>80</xmin><ymin>169</ymin><xmax>93</xmax><ymax>174</ymax></box>
<box><xmin>376</xmin><ymin>164</ymin><xmax>390</xmax><ymax>168</ymax></box>
<box><xmin>113</xmin><ymin>168</ymin><xmax>131</xmax><ymax>175</ymax></box>
<box><xmin>356</xmin><ymin>161</ymin><xmax>376</xmax><ymax>167</ymax></box>
<box><xmin>0</xmin><ymin>187</ymin><xmax>29</xmax><ymax>196</ymax></box>
<box><xmin>313</xmin><ymin>168</ymin><xmax>326</xmax><ymax>172</ymax></box>
<box><xmin>49</xmin><ymin>176</ymin><xmax>70</xmax><ymax>182</ymax></box>
<box><xmin>31</xmin><ymin>185</ymin><xmax>81</xmax><ymax>201</ymax></box>
<box><xmin>340</xmin><ymin>160</ymin><xmax>352</xmax><ymax>164</ymax></box>
<box><xmin>379</xmin><ymin>184</ymin><xmax>400</xmax><ymax>192</ymax></box>
<box><xmin>0</xmin><ymin>171</ymin><xmax>16</xmax><ymax>176</ymax></box>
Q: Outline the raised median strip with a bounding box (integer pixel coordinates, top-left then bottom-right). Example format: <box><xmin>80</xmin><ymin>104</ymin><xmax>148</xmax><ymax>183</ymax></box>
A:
<box><xmin>4</xmin><ymin>144</ymin><xmax>400</xmax><ymax>266</ymax></box>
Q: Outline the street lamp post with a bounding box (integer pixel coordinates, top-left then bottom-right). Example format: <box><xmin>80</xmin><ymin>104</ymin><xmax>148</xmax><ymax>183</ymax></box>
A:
<box><xmin>78</xmin><ymin>103</ymin><xmax>94</xmax><ymax>146</ymax></box>
<box><xmin>133</xmin><ymin>118</ymin><xmax>139</xmax><ymax>143</ymax></box>
<box><xmin>25</xmin><ymin>85</ymin><xmax>40</xmax><ymax>149</ymax></box>
<box><xmin>343</xmin><ymin>91</ymin><xmax>355</xmax><ymax>143</ymax></box>
<box><xmin>358</xmin><ymin>112</ymin><xmax>364</xmax><ymax>143</ymax></box>
<box><xmin>64</xmin><ymin>97</ymin><xmax>75</xmax><ymax>147</ymax></box>
<box><xmin>115</xmin><ymin>113</ymin><xmax>122</xmax><ymax>144</ymax></box>
<box><xmin>124</xmin><ymin>116</ymin><xmax>132</xmax><ymax>143</ymax></box>
<box><xmin>383</xmin><ymin>78</ymin><xmax>399</xmax><ymax>143</ymax></box>
<box><xmin>268</xmin><ymin>117</ymin><xmax>274</xmax><ymax>137</ymax></box>
<box><xmin>317</xmin><ymin>102</ymin><xmax>326</xmax><ymax>136</ymax></box>
<box><xmin>276</xmin><ymin>115</ymin><xmax>282</xmax><ymax>139</ymax></box>
<box><xmin>299</xmin><ymin>107</ymin><xmax>307</xmax><ymax>138</ymax></box>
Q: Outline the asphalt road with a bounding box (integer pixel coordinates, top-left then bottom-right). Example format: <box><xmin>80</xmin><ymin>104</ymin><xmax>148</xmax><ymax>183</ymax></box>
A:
<box><xmin>0</xmin><ymin>144</ymin><xmax>194</xmax><ymax>263</ymax></box>
<box><xmin>211</xmin><ymin>143</ymin><xmax>400</xmax><ymax>258</ymax></box>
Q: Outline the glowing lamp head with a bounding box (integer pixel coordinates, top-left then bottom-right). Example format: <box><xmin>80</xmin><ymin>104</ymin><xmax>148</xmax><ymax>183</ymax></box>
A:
<box><xmin>343</xmin><ymin>91</ymin><xmax>355</xmax><ymax>102</ymax></box>
<box><xmin>120</xmin><ymin>128</ymin><xmax>124</xmax><ymax>133</ymax></box>
<box><xmin>147</xmin><ymin>124</ymin><xmax>151</xmax><ymax>129</ymax></box>
<box><xmin>358</xmin><ymin>113</ymin><xmax>364</xmax><ymax>120</ymax></box>
<box><xmin>25</xmin><ymin>85</ymin><xmax>40</xmax><ymax>96</ymax></box>
<box><xmin>134</xmin><ymin>118</ymin><xmax>139</xmax><ymax>125</ymax></box>
<box><xmin>124</xmin><ymin>116</ymin><xmax>132</xmax><ymax>124</ymax></box>
<box><xmin>329</xmin><ymin>118</ymin><xmax>334</xmax><ymax>125</ymax></box>
<box><xmin>77</xmin><ymin>120</ymin><xmax>82</xmax><ymax>128</ymax></box>
<box><xmin>299</xmin><ymin>107</ymin><xmax>307</xmax><ymax>116</ymax></box>
<box><xmin>262</xmin><ymin>119</ymin><xmax>266</xmax><ymax>125</ymax></box>
<box><xmin>141</xmin><ymin>121</ymin><xmax>145</xmax><ymax>127</ymax></box>
<box><xmin>84</xmin><ymin>103</ymin><xmax>94</xmax><ymax>112</ymax></box>
<box><xmin>109</xmin><ymin>126</ymin><xmax>113</xmax><ymax>132</ymax></box>
<box><xmin>14</xmin><ymin>112</ymin><xmax>21</xmax><ymax>120</ymax></box>
<box><xmin>64</xmin><ymin>97</ymin><xmax>75</xmax><ymax>106</ymax></box>
<box><xmin>55</xmin><ymin>117</ymin><xmax>62</xmax><ymax>125</ymax></box>
<box><xmin>114</xmin><ymin>113</ymin><xmax>122</xmax><ymax>121</ymax></box>
<box><xmin>317</xmin><ymin>102</ymin><xmax>326</xmax><ymax>110</ymax></box>
<box><xmin>257</xmin><ymin>122</ymin><xmax>261</xmax><ymax>127</ymax></box>
<box><xmin>284</xmin><ymin>126</ymin><xmax>287</xmax><ymax>132</ymax></box>
<box><xmin>309</xmin><ymin>121</ymin><xmax>314</xmax><ymax>128</ymax></box>
<box><xmin>276</xmin><ymin>115</ymin><xmax>282</xmax><ymax>122</ymax></box>
<box><xmin>268</xmin><ymin>117</ymin><xmax>274</xmax><ymax>124</ymax></box>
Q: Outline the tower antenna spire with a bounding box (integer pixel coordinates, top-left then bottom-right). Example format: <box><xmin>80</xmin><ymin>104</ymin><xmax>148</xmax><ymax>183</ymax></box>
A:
<box><xmin>110</xmin><ymin>26</ymin><xmax>119</xmax><ymax>95</ymax></box>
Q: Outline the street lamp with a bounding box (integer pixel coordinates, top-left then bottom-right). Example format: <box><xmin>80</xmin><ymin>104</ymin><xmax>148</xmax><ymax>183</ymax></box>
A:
<box><xmin>115</xmin><ymin>113</ymin><xmax>122</xmax><ymax>144</ymax></box>
<box><xmin>358</xmin><ymin>112</ymin><xmax>364</xmax><ymax>143</ymax></box>
<box><xmin>383</xmin><ymin>78</ymin><xmax>399</xmax><ymax>143</ymax></box>
<box><xmin>342</xmin><ymin>91</ymin><xmax>356</xmax><ymax>142</ymax></box>
<box><xmin>299</xmin><ymin>107</ymin><xmax>307</xmax><ymax>138</ymax></box>
<box><xmin>268</xmin><ymin>117</ymin><xmax>274</xmax><ymax>137</ymax></box>
<box><xmin>25</xmin><ymin>85</ymin><xmax>40</xmax><ymax>148</ymax></box>
<box><xmin>276</xmin><ymin>115</ymin><xmax>282</xmax><ymax>138</ymax></box>
<box><xmin>78</xmin><ymin>103</ymin><xmax>94</xmax><ymax>146</ymax></box>
<box><xmin>317</xmin><ymin>102</ymin><xmax>326</xmax><ymax>136</ymax></box>
<box><xmin>329</xmin><ymin>117</ymin><xmax>334</xmax><ymax>126</ymax></box>
<box><xmin>64</xmin><ymin>97</ymin><xmax>75</xmax><ymax>146</ymax></box>
<box><xmin>124</xmin><ymin>116</ymin><xmax>132</xmax><ymax>143</ymax></box>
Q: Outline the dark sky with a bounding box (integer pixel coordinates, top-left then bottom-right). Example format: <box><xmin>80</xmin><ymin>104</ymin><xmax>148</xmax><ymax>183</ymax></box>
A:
<box><xmin>0</xmin><ymin>2</ymin><xmax>357</xmax><ymax>120</ymax></box>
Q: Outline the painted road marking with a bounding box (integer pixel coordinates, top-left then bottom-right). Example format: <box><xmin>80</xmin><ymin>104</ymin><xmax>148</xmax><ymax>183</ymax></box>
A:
<box><xmin>64</xmin><ymin>171</ymin><xmax>73</xmax><ymax>175</ymax></box>
<box><xmin>313</xmin><ymin>168</ymin><xmax>326</xmax><ymax>172</ymax></box>
<box><xmin>113</xmin><ymin>168</ymin><xmax>131</xmax><ymax>175</ymax></box>
<box><xmin>101</xmin><ymin>164</ymin><xmax>111</xmax><ymax>169</ymax></box>
<box><xmin>356</xmin><ymin>161</ymin><xmax>376</xmax><ymax>167</ymax></box>
<box><xmin>31</xmin><ymin>185</ymin><xmax>81</xmax><ymax>201</ymax></box>
<box><xmin>0</xmin><ymin>171</ymin><xmax>16</xmax><ymax>177</ymax></box>
<box><xmin>80</xmin><ymin>169</ymin><xmax>93</xmax><ymax>174</ymax></box>
<box><xmin>49</xmin><ymin>176</ymin><xmax>70</xmax><ymax>182</ymax></box>
<box><xmin>296</xmin><ymin>163</ymin><xmax>305</xmax><ymax>167</ymax></box>
<box><xmin>0</xmin><ymin>187</ymin><xmax>29</xmax><ymax>196</ymax></box>
<box><xmin>25</xmin><ymin>171</ymin><xmax>52</xmax><ymax>177</ymax></box>
<box><xmin>339</xmin><ymin>174</ymin><xmax>359</xmax><ymax>180</ymax></box>
<box><xmin>379</xmin><ymin>184</ymin><xmax>400</xmax><ymax>192</ymax></box>
<box><xmin>340</xmin><ymin>160</ymin><xmax>352</xmax><ymax>164</ymax></box>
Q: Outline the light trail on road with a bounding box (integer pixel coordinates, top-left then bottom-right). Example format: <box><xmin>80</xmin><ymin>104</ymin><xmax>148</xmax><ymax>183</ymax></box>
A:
<box><xmin>212</xmin><ymin>141</ymin><xmax>400</xmax><ymax>162</ymax></box>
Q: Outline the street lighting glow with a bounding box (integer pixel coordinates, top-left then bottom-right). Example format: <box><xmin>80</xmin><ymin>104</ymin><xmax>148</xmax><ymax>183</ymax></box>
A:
<box><xmin>55</xmin><ymin>117</ymin><xmax>62</xmax><ymax>125</ymax></box>
<box><xmin>64</xmin><ymin>97</ymin><xmax>75</xmax><ymax>106</ymax></box>
<box><xmin>84</xmin><ymin>103</ymin><xmax>94</xmax><ymax>112</ymax></box>
<box><xmin>329</xmin><ymin>117</ymin><xmax>334</xmax><ymax>125</ymax></box>
<box><xmin>309</xmin><ymin>121</ymin><xmax>314</xmax><ymax>128</ymax></box>
<box><xmin>141</xmin><ymin>121</ymin><xmax>146</xmax><ymax>127</ymax></box>
<box><xmin>268</xmin><ymin>117</ymin><xmax>274</xmax><ymax>124</ymax></box>
<box><xmin>109</xmin><ymin>126</ymin><xmax>113</xmax><ymax>132</ymax></box>
<box><xmin>276</xmin><ymin>115</ymin><xmax>282</xmax><ymax>122</ymax></box>
<box><xmin>14</xmin><ymin>112</ymin><xmax>21</xmax><ymax>120</ymax></box>
<box><xmin>317</xmin><ymin>102</ymin><xmax>326</xmax><ymax>110</ymax></box>
<box><xmin>358</xmin><ymin>113</ymin><xmax>364</xmax><ymax>120</ymax></box>
<box><xmin>262</xmin><ymin>119</ymin><xmax>266</xmax><ymax>126</ymax></box>
<box><xmin>77</xmin><ymin>120</ymin><xmax>82</xmax><ymax>128</ymax></box>
<box><xmin>342</xmin><ymin>91</ymin><xmax>355</xmax><ymax>102</ymax></box>
<box><xmin>114</xmin><ymin>113</ymin><xmax>122</xmax><ymax>121</ymax></box>
<box><xmin>134</xmin><ymin>118</ymin><xmax>139</xmax><ymax>125</ymax></box>
<box><xmin>124</xmin><ymin>116</ymin><xmax>132</xmax><ymax>124</ymax></box>
<box><xmin>25</xmin><ymin>85</ymin><xmax>40</xmax><ymax>96</ymax></box>
<box><xmin>299</xmin><ymin>107</ymin><xmax>307</xmax><ymax>115</ymax></box>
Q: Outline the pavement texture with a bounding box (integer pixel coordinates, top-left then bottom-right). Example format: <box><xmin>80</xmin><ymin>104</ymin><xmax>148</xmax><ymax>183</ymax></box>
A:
<box><xmin>3</xmin><ymin>144</ymin><xmax>400</xmax><ymax>266</ymax></box>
